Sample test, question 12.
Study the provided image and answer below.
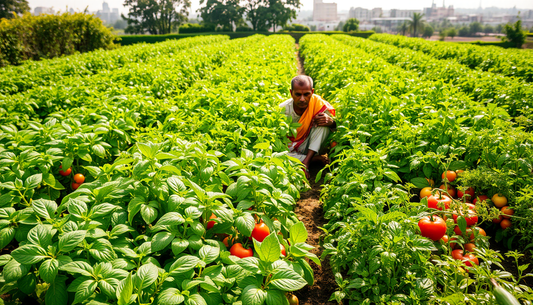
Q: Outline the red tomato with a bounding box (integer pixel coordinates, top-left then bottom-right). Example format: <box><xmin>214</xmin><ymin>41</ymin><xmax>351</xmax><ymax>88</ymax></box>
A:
<box><xmin>452</xmin><ymin>249</ymin><xmax>464</xmax><ymax>260</ymax></box>
<box><xmin>473</xmin><ymin>195</ymin><xmax>488</xmax><ymax>205</ymax></box>
<box><xmin>330</xmin><ymin>141</ymin><xmax>337</xmax><ymax>148</ymax></box>
<box><xmin>418</xmin><ymin>216</ymin><xmax>447</xmax><ymax>241</ymax></box>
<box><xmin>442</xmin><ymin>171</ymin><xmax>457</xmax><ymax>183</ymax></box>
<box><xmin>71</xmin><ymin>182</ymin><xmax>80</xmax><ymax>190</ymax></box>
<box><xmin>457</xmin><ymin>187</ymin><xmax>475</xmax><ymax>200</ymax></box>
<box><xmin>230</xmin><ymin>243</ymin><xmax>253</xmax><ymax>258</ymax></box>
<box><xmin>251</xmin><ymin>222</ymin><xmax>270</xmax><ymax>242</ymax></box>
<box><xmin>452</xmin><ymin>210</ymin><xmax>478</xmax><ymax>226</ymax></box>
<box><xmin>454</xmin><ymin>225</ymin><xmax>472</xmax><ymax>237</ymax></box>
<box><xmin>439</xmin><ymin>185</ymin><xmax>456</xmax><ymax>198</ymax></box>
<box><xmin>462</xmin><ymin>253</ymin><xmax>479</xmax><ymax>266</ymax></box>
<box><xmin>449</xmin><ymin>237</ymin><xmax>459</xmax><ymax>249</ymax></box>
<box><xmin>501</xmin><ymin>206</ymin><xmax>514</xmax><ymax>219</ymax></box>
<box><xmin>59</xmin><ymin>165</ymin><xmax>72</xmax><ymax>176</ymax></box>
<box><xmin>281</xmin><ymin>244</ymin><xmax>286</xmax><ymax>256</ymax></box>
<box><xmin>428</xmin><ymin>195</ymin><xmax>451</xmax><ymax>210</ymax></box>
<box><xmin>73</xmin><ymin>173</ymin><xmax>85</xmax><ymax>184</ymax></box>
<box><xmin>207</xmin><ymin>214</ymin><xmax>216</xmax><ymax>230</ymax></box>
<box><xmin>464</xmin><ymin>243</ymin><xmax>476</xmax><ymax>253</ymax></box>
<box><xmin>500</xmin><ymin>219</ymin><xmax>512</xmax><ymax>230</ymax></box>
<box><xmin>492</xmin><ymin>215</ymin><xmax>503</xmax><ymax>224</ymax></box>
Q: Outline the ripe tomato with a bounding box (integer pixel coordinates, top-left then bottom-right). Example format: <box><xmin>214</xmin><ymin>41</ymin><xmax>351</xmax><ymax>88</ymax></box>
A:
<box><xmin>441</xmin><ymin>235</ymin><xmax>449</xmax><ymax>243</ymax></box>
<box><xmin>73</xmin><ymin>173</ymin><xmax>85</xmax><ymax>184</ymax></box>
<box><xmin>457</xmin><ymin>187</ymin><xmax>475</xmax><ymax>200</ymax></box>
<box><xmin>442</xmin><ymin>171</ymin><xmax>457</xmax><ymax>183</ymax></box>
<box><xmin>449</xmin><ymin>237</ymin><xmax>459</xmax><ymax>249</ymax></box>
<box><xmin>251</xmin><ymin>222</ymin><xmax>270</xmax><ymax>242</ymax></box>
<box><xmin>71</xmin><ymin>182</ymin><xmax>80</xmax><ymax>190</ymax></box>
<box><xmin>501</xmin><ymin>206</ymin><xmax>514</xmax><ymax>219</ymax></box>
<box><xmin>428</xmin><ymin>195</ymin><xmax>451</xmax><ymax>210</ymax></box>
<box><xmin>453</xmin><ymin>210</ymin><xmax>478</xmax><ymax>226</ymax></box>
<box><xmin>452</xmin><ymin>249</ymin><xmax>464</xmax><ymax>260</ymax></box>
<box><xmin>223</xmin><ymin>236</ymin><xmax>235</xmax><ymax>248</ymax></box>
<box><xmin>420</xmin><ymin>187</ymin><xmax>432</xmax><ymax>198</ymax></box>
<box><xmin>492</xmin><ymin>215</ymin><xmax>503</xmax><ymax>224</ymax></box>
<box><xmin>281</xmin><ymin>244</ymin><xmax>286</xmax><ymax>256</ymax></box>
<box><xmin>454</xmin><ymin>225</ymin><xmax>473</xmax><ymax>237</ymax></box>
<box><xmin>469</xmin><ymin>227</ymin><xmax>486</xmax><ymax>240</ymax></box>
<box><xmin>207</xmin><ymin>214</ymin><xmax>216</xmax><ymax>230</ymax></box>
<box><xmin>500</xmin><ymin>219</ymin><xmax>512</xmax><ymax>230</ymax></box>
<box><xmin>455</xmin><ymin>169</ymin><xmax>464</xmax><ymax>176</ymax></box>
<box><xmin>330</xmin><ymin>141</ymin><xmax>337</xmax><ymax>148</ymax></box>
<box><xmin>230</xmin><ymin>243</ymin><xmax>253</xmax><ymax>258</ymax></box>
<box><xmin>59</xmin><ymin>165</ymin><xmax>72</xmax><ymax>176</ymax></box>
<box><xmin>462</xmin><ymin>253</ymin><xmax>479</xmax><ymax>266</ymax></box>
<box><xmin>464</xmin><ymin>243</ymin><xmax>476</xmax><ymax>253</ymax></box>
<box><xmin>418</xmin><ymin>216</ymin><xmax>447</xmax><ymax>241</ymax></box>
<box><xmin>426</xmin><ymin>178</ymin><xmax>435</xmax><ymax>187</ymax></box>
<box><xmin>287</xmin><ymin>294</ymin><xmax>299</xmax><ymax>305</ymax></box>
<box><xmin>492</xmin><ymin>194</ymin><xmax>507</xmax><ymax>208</ymax></box>
<box><xmin>439</xmin><ymin>185</ymin><xmax>456</xmax><ymax>198</ymax></box>
<box><xmin>473</xmin><ymin>195</ymin><xmax>488</xmax><ymax>205</ymax></box>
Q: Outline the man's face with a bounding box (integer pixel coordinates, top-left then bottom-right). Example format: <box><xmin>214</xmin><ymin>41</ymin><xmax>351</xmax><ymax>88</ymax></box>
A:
<box><xmin>290</xmin><ymin>83</ymin><xmax>314</xmax><ymax>111</ymax></box>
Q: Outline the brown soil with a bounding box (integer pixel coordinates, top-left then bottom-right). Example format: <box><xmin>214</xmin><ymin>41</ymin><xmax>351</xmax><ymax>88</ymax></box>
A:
<box><xmin>293</xmin><ymin>161</ymin><xmax>337</xmax><ymax>305</ymax></box>
<box><xmin>295</xmin><ymin>43</ymin><xmax>306</xmax><ymax>75</ymax></box>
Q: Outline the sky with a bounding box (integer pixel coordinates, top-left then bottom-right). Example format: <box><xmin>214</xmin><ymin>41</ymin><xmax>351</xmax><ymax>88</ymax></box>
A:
<box><xmin>28</xmin><ymin>0</ymin><xmax>533</xmax><ymax>16</ymax></box>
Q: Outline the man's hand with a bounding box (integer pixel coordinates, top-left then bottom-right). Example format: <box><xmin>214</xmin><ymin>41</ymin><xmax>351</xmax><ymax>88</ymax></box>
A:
<box><xmin>314</xmin><ymin>113</ymin><xmax>335</xmax><ymax>127</ymax></box>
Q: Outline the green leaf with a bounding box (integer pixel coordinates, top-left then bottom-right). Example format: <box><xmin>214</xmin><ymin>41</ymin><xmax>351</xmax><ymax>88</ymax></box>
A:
<box><xmin>39</xmin><ymin>258</ymin><xmax>59</xmax><ymax>283</ymax></box>
<box><xmin>457</xmin><ymin>216</ymin><xmax>467</xmax><ymax>236</ymax></box>
<box><xmin>167</xmin><ymin>177</ymin><xmax>187</xmax><ymax>193</ymax></box>
<box><xmin>92</xmin><ymin>144</ymin><xmax>106</xmax><ymax>158</ymax></box>
<box><xmin>199</xmin><ymin>245</ymin><xmax>219</xmax><ymax>264</ymax></box>
<box><xmin>410</xmin><ymin>177</ymin><xmax>430</xmax><ymax>188</ymax></box>
<box><xmin>141</xmin><ymin>204</ymin><xmax>158</xmax><ymax>224</ymax></box>
<box><xmin>383</xmin><ymin>171</ymin><xmax>401</xmax><ymax>183</ymax></box>
<box><xmin>172</xmin><ymin>238</ymin><xmax>189</xmax><ymax>255</ymax></box>
<box><xmin>242</xmin><ymin>284</ymin><xmax>267</xmax><ymax>305</ymax></box>
<box><xmin>269</xmin><ymin>268</ymin><xmax>307</xmax><ymax>291</ymax></box>
<box><xmin>62</xmin><ymin>157</ymin><xmax>73</xmax><ymax>171</ymax></box>
<box><xmin>45</xmin><ymin>279</ymin><xmax>68</xmax><ymax>305</ymax></box>
<box><xmin>236</xmin><ymin>257</ymin><xmax>261</xmax><ymax>273</ymax></box>
<box><xmin>117</xmin><ymin>273</ymin><xmax>133</xmax><ymax>305</ymax></box>
<box><xmin>0</xmin><ymin>226</ymin><xmax>15</xmax><ymax>249</ymax></box>
<box><xmin>159</xmin><ymin>288</ymin><xmax>185</xmax><ymax>305</ymax></box>
<box><xmin>32</xmin><ymin>199</ymin><xmax>57</xmax><ymax>219</ymax></box>
<box><xmin>18</xmin><ymin>273</ymin><xmax>37</xmax><ymax>294</ymax></box>
<box><xmin>27</xmin><ymin>224</ymin><xmax>53</xmax><ymax>248</ymax></box>
<box><xmin>169</xmin><ymin>256</ymin><xmax>200</xmax><ymax>275</ymax></box>
<box><xmin>24</xmin><ymin>174</ymin><xmax>42</xmax><ymax>189</ymax></box>
<box><xmin>259</xmin><ymin>233</ymin><xmax>281</xmax><ymax>263</ymax></box>
<box><xmin>155</xmin><ymin>212</ymin><xmax>185</xmax><ymax>227</ymax></box>
<box><xmin>3</xmin><ymin>259</ymin><xmax>29</xmax><ymax>282</ymax></box>
<box><xmin>235</xmin><ymin>214</ymin><xmax>255</xmax><ymax>237</ymax></box>
<box><xmin>289</xmin><ymin>222</ymin><xmax>307</xmax><ymax>245</ymax></box>
<box><xmin>135</xmin><ymin>263</ymin><xmax>159</xmax><ymax>290</ymax></box>
<box><xmin>253</xmin><ymin>142</ymin><xmax>270</xmax><ymax>150</ymax></box>
<box><xmin>185</xmin><ymin>294</ymin><xmax>207</xmax><ymax>305</ymax></box>
<box><xmin>12</xmin><ymin>244</ymin><xmax>48</xmax><ymax>265</ymax></box>
<box><xmin>265</xmin><ymin>289</ymin><xmax>289</xmax><ymax>305</ymax></box>
<box><xmin>151</xmin><ymin>232</ymin><xmax>174</xmax><ymax>252</ymax></box>
<box><xmin>73</xmin><ymin>279</ymin><xmax>97</xmax><ymax>304</ymax></box>
<box><xmin>58</xmin><ymin>230</ymin><xmax>86</xmax><ymax>252</ymax></box>
<box><xmin>61</xmin><ymin>261</ymin><xmax>93</xmax><ymax>277</ymax></box>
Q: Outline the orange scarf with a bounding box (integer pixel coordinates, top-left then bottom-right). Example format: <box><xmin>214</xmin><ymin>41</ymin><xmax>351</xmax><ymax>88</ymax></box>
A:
<box><xmin>289</xmin><ymin>94</ymin><xmax>336</xmax><ymax>151</ymax></box>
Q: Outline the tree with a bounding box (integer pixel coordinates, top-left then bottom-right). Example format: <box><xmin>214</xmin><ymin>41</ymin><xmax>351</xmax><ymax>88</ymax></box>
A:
<box><xmin>0</xmin><ymin>0</ymin><xmax>29</xmax><ymax>19</ymax></box>
<box><xmin>243</xmin><ymin>0</ymin><xmax>269</xmax><ymax>31</ymax></box>
<box><xmin>458</xmin><ymin>26</ymin><xmax>469</xmax><ymax>37</ymax></box>
<box><xmin>495</xmin><ymin>24</ymin><xmax>504</xmax><ymax>33</ymax></box>
<box><xmin>398</xmin><ymin>22</ymin><xmax>409</xmax><ymax>36</ymax></box>
<box><xmin>123</xmin><ymin>0</ymin><xmax>190</xmax><ymax>34</ymax></box>
<box><xmin>263</xmin><ymin>0</ymin><xmax>301</xmax><ymax>33</ymax></box>
<box><xmin>197</xmin><ymin>0</ymin><xmax>244</xmax><ymax>32</ymax></box>
<box><xmin>113</xmin><ymin>18</ymin><xmax>128</xmax><ymax>30</ymax></box>
<box><xmin>469</xmin><ymin>22</ymin><xmax>482</xmax><ymax>36</ymax></box>
<box><xmin>484</xmin><ymin>24</ymin><xmax>494</xmax><ymax>34</ymax></box>
<box><xmin>343</xmin><ymin>18</ymin><xmax>359</xmax><ymax>32</ymax></box>
<box><xmin>422</xmin><ymin>25</ymin><xmax>434</xmax><ymax>38</ymax></box>
<box><xmin>447</xmin><ymin>27</ymin><xmax>456</xmax><ymax>39</ymax></box>
<box><xmin>439</xmin><ymin>30</ymin><xmax>447</xmax><ymax>41</ymax></box>
<box><xmin>409</xmin><ymin>13</ymin><xmax>425</xmax><ymax>37</ymax></box>
<box><xmin>503</xmin><ymin>19</ymin><xmax>526</xmax><ymax>48</ymax></box>
<box><xmin>336</xmin><ymin>20</ymin><xmax>345</xmax><ymax>31</ymax></box>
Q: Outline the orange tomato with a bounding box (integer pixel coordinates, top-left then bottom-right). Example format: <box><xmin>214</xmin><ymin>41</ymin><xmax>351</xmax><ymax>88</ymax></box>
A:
<box><xmin>73</xmin><ymin>173</ymin><xmax>85</xmax><ymax>184</ymax></box>
<box><xmin>59</xmin><ymin>165</ymin><xmax>72</xmax><ymax>176</ymax></box>
<box><xmin>441</xmin><ymin>235</ymin><xmax>449</xmax><ymax>243</ymax></box>
<box><xmin>501</xmin><ymin>206</ymin><xmax>514</xmax><ymax>219</ymax></box>
<box><xmin>442</xmin><ymin>171</ymin><xmax>457</xmax><ymax>182</ymax></box>
<box><xmin>464</xmin><ymin>243</ymin><xmax>476</xmax><ymax>253</ymax></box>
<box><xmin>330</xmin><ymin>141</ymin><xmax>337</xmax><ymax>148</ymax></box>
<box><xmin>462</xmin><ymin>253</ymin><xmax>479</xmax><ymax>267</ymax></box>
<box><xmin>439</xmin><ymin>185</ymin><xmax>456</xmax><ymax>198</ymax></box>
<box><xmin>457</xmin><ymin>187</ymin><xmax>475</xmax><ymax>200</ymax></box>
<box><xmin>420</xmin><ymin>187</ymin><xmax>432</xmax><ymax>198</ymax></box>
<box><xmin>500</xmin><ymin>219</ymin><xmax>512</xmax><ymax>230</ymax></box>
<box><xmin>456</xmin><ymin>169</ymin><xmax>464</xmax><ymax>176</ymax></box>
<box><xmin>71</xmin><ymin>182</ymin><xmax>80</xmax><ymax>190</ymax></box>
<box><xmin>492</xmin><ymin>194</ymin><xmax>507</xmax><ymax>208</ymax></box>
<box><xmin>492</xmin><ymin>215</ymin><xmax>503</xmax><ymax>224</ymax></box>
<box><xmin>426</xmin><ymin>178</ymin><xmax>435</xmax><ymax>187</ymax></box>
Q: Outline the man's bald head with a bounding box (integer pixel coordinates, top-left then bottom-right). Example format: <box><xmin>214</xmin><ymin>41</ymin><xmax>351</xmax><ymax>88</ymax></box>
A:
<box><xmin>291</xmin><ymin>75</ymin><xmax>313</xmax><ymax>90</ymax></box>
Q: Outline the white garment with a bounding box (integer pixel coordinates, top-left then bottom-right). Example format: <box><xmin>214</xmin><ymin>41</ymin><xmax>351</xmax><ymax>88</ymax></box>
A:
<box><xmin>280</xmin><ymin>98</ymin><xmax>332</xmax><ymax>162</ymax></box>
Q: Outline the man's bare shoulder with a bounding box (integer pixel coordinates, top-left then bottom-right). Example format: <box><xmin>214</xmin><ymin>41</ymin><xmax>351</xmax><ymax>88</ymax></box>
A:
<box><xmin>279</xmin><ymin>98</ymin><xmax>293</xmax><ymax>109</ymax></box>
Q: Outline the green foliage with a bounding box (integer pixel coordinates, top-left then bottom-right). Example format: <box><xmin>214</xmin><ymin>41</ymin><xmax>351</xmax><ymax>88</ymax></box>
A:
<box><xmin>458</xmin><ymin>26</ymin><xmax>469</xmax><ymax>36</ymax></box>
<box><xmin>283</xmin><ymin>23</ymin><xmax>309</xmax><ymax>32</ymax></box>
<box><xmin>123</xmin><ymin>0</ymin><xmax>191</xmax><ymax>34</ymax></box>
<box><xmin>198</xmin><ymin>0</ymin><xmax>245</xmax><ymax>32</ymax></box>
<box><xmin>409</xmin><ymin>12</ymin><xmax>425</xmax><ymax>37</ymax></box>
<box><xmin>422</xmin><ymin>25</ymin><xmax>434</xmax><ymax>38</ymax></box>
<box><xmin>0</xmin><ymin>12</ymin><xmax>117</xmax><ymax>67</ymax></box>
<box><xmin>179</xmin><ymin>23</ymin><xmax>215</xmax><ymax>33</ymax></box>
<box><xmin>0</xmin><ymin>0</ymin><xmax>29</xmax><ymax>19</ymax></box>
<box><xmin>503</xmin><ymin>19</ymin><xmax>527</xmax><ymax>48</ymax></box>
<box><xmin>469</xmin><ymin>21</ymin><xmax>483</xmax><ymax>36</ymax></box>
<box><xmin>447</xmin><ymin>27</ymin><xmax>456</xmax><ymax>38</ymax></box>
<box><xmin>342</xmin><ymin>18</ymin><xmax>359</xmax><ymax>32</ymax></box>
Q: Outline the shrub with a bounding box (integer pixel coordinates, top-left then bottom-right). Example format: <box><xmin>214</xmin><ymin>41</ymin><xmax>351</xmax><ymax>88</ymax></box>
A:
<box><xmin>0</xmin><ymin>12</ymin><xmax>116</xmax><ymax>67</ymax></box>
<box><xmin>283</xmin><ymin>23</ymin><xmax>310</xmax><ymax>32</ymax></box>
<box><xmin>179</xmin><ymin>23</ymin><xmax>215</xmax><ymax>33</ymax></box>
<box><xmin>236</xmin><ymin>25</ymin><xmax>253</xmax><ymax>32</ymax></box>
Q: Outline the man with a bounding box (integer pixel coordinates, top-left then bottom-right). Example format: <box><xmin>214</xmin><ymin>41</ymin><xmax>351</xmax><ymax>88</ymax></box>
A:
<box><xmin>280</xmin><ymin>75</ymin><xmax>336</xmax><ymax>179</ymax></box>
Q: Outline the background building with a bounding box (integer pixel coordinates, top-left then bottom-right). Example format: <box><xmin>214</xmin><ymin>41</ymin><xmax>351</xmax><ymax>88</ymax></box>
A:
<box><xmin>96</xmin><ymin>1</ymin><xmax>120</xmax><ymax>25</ymax></box>
<box><xmin>313</xmin><ymin>0</ymin><xmax>338</xmax><ymax>22</ymax></box>
<box><xmin>33</xmin><ymin>7</ymin><xmax>54</xmax><ymax>15</ymax></box>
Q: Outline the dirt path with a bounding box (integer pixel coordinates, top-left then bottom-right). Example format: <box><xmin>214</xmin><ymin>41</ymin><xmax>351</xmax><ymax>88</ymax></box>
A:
<box><xmin>292</xmin><ymin>44</ymin><xmax>337</xmax><ymax>305</ymax></box>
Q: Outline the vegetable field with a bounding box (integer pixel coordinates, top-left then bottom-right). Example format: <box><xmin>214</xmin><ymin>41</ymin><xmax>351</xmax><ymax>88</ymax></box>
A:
<box><xmin>0</xmin><ymin>33</ymin><xmax>532</xmax><ymax>305</ymax></box>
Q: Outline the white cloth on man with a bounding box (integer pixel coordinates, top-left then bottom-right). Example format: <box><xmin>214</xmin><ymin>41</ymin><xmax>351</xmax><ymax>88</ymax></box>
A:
<box><xmin>279</xmin><ymin>98</ymin><xmax>332</xmax><ymax>162</ymax></box>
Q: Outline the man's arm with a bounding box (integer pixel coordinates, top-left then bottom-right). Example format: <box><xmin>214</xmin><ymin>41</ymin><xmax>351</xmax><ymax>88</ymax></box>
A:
<box><xmin>314</xmin><ymin>112</ymin><xmax>335</xmax><ymax>128</ymax></box>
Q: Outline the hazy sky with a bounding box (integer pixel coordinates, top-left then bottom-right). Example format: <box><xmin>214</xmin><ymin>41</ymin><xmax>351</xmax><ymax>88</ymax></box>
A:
<box><xmin>28</xmin><ymin>0</ymin><xmax>533</xmax><ymax>16</ymax></box>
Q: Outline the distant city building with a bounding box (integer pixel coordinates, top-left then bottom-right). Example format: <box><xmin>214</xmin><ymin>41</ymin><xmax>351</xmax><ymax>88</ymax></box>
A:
<box><xmin>313</xmin><ymin>0</ymin><xmax>338</xmax><ymax>22</ymax></box>
<box><xmin>96</xmin><ymin>1</ymin><xmax>119</xmax><ymax>24</ymax></box>
<box><xmin>424</xmin><ymin>1</ymin><xmax>454</xmax><ymax>21</ymax></box>
<box><xmin>348</xmin><ymin>7</ymin><xmax>382</xmax><ymax>21</ymax></box>
<box><xmin>390</xmin><ymin>9</ymin><xmax>422</xmax><ymax>18</ymax></box>
<box><xmin>33</xmin><ymin>7</ymin><xmax>54</xmax><ymax>15</ymax></box>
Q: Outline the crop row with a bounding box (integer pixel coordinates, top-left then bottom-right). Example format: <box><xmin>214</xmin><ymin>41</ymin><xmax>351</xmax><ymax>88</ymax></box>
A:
<box><xmin>0</xmin><ymin>35</ymin><xmax>228</xmax><ymax>96</ymax></box>
<box><xmin>333</xmin><ymin>35</ymin><xmax>533</xmax><ymax>129</ymax></box>
<box><xmin>301</xmin><ymin>34</ymin><xmax>533</xmax><ymax>304</ymax></box>
<box><xmin>0</xmin><ymin>35</ymin><xmax>314</xmax><ymax>305</ymax></box>
<box><xmin>369</xmin><ymin>33</ymin><xmax>533</xmax><ymax>82</ymax></box>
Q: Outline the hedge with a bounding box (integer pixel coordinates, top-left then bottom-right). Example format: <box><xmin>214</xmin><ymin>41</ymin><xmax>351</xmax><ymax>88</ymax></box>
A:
<box><xmin>0</xmin><ymin>12</ymin><xmax>117</xmax><ymax>67</ymax></box>
<box><xmin>455</xmin><ymin>40</ymin><xmax>517</xmax><ymax>48</ymax></box>
<box><xmin>118</xmin><ymin>31</ymin><xmax>375</xmax><ymax>45</ymax></box>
